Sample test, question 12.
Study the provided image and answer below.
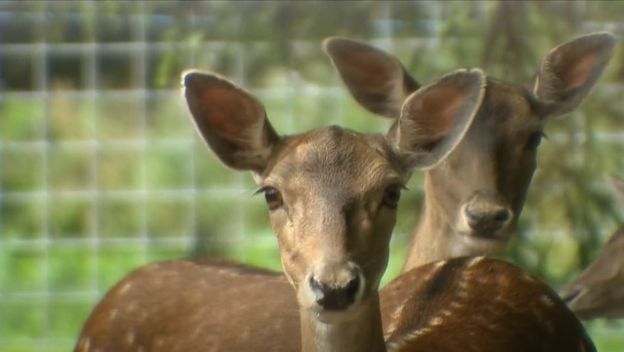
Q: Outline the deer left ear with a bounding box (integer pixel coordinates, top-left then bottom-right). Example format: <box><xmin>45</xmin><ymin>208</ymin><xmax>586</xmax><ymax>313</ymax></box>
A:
<box><xmin>183</xmin><ymin>71</ymin><xmax>281</xmax><ymax>174</ymax></box>
<box><xmin>388</xmin><ymin>69</ymin><xmax>485</xmax><ymax>170</ymax></box>
<box><xmin>323</xmin><ymin>37</ymin><xmax>420</xmax><ymax>119</ymax></box>
<box><xmin>533</xmin><ymin>32</ymin><xmax>616</xmax><ymax>117</ymax></box>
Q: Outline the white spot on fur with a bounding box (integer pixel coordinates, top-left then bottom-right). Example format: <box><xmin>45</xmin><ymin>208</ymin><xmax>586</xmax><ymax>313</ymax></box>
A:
<box><xmin>125</xmin><ymin>332</ymin><xmax>135</xmax><ymax>346</ymax></box>
<box><xmin>385</xmin><ymin>304</ymin><xmax>404</xmax><ymax>338</ymax></box>
<box><xmin>440</xmin><ymin>309</ymin><xmax>453</xmax><ymax>317</ymax></box>
<box><xmin>398</xmin><ymin>327</ymin><xmax>432</xmax><ymax>346</ymax></box>
<box><xmin>420</xmin><ymin>260</ymin><xmax>448</xmax><ymax>285</ymax></box>
<box><xmin>393</xmin><ymin>327</ymin><xmax>432</xmax><ymax>350</ymax></box>
<box><xmin>385</xmin><ymin>260</ymin><xmax>462</xmax><ymax>340</ymax></box>
<box><xmin>475</xmin><ymin>274</ymin><xmax>489</xmax><ymax>285</ymax></box>
<box><xmin>386</xmin><ymin>260</ymin><xmax>448</xmax><ymax>337</ymax></box>
<box><xmin>77</xmin><ymin>336</ymin><xmax>90</xmax><ymax>351</ymax></box>
<box><xmin>450</xmin><ymin>300</ymin><xmax>463</xmax><ymax>310</ymax></box>
<box><xmin>430</xmin><ymin>316</ymin><xmax>444</xmax><ymax>326</ymax></box>
<box><xmin>108</xmin><ymin>308</ymin><xmax>118</xmax><ymax>322</ymax></box>
<box><xmin>459</xmin><ymin>280</ymin><xmax>470</xmax><ymax>291</ymax></box>
<box><xmin>155</xmin><ymin>338</ymin><xmax>165</xmax><ymax>347</ymax></box>
<box><xmin>522</xmin><ymin>272</ymin><xmax>536</xmax><ymax>283</ymax></box>
<box><xmin>539</xmin><ymin>294</ymin><xmax>555</xmax><ymax>307</ymax></box>
<box><xmin>125</xmin><ymin>302</ymin><xmax>137</xmax><ymax>313</ymax></box>
<box><xmin>385</xmin><ymin>260</ymin><xmax>448</xmax><ymax>336</ymax></box>
<box><xmin>467</xmin><ymin>256</ymin><xmax>485</xmax><ymax>268</ymax></box>
<box><xmin>117</xmin><ymin>282</ymin><xmax>132</xmax><ymax>295</ymax></box>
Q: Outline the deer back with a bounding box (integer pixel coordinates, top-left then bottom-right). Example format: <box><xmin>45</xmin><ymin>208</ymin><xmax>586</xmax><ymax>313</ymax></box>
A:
<box><xmin>382</xmin><ymin>257</ymin><xmax>595</xmax><ymax>352</ymax></box>
<box><xmin>75</xmin><ymin>259</ymin><xmax>300</xmax><ymax>352</ymax></box>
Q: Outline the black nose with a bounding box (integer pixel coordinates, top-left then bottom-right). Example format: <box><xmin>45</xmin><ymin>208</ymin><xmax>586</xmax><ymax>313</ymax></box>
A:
<box><xmin>466</xmin><ymin>206</ymin><xmax>510</xmax><ymax>223</ymax></box>
<box><xmin>465</xmin><ymin>203</ymin><xmax>512</xmax><ymax>233</ymax></box>
<box><xmin>309</xmin><ymin>275</ymin><xmax>360</xmax><ymax>311</ymax></box>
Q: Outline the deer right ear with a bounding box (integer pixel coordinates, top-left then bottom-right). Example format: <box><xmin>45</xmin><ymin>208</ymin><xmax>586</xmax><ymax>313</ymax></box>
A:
<box><xmin>533</xmin><ymin>32</ymin><xmax>616</xmax><ymax>117</ymax></box>
<box><xmin>323</xmin><ymin>37</ymin><xmax>420</xmax><ymax>119</ymax></box>
<box><xmin>388</xmin><ymin>69</ymin><xmax>485</xmax><ymax>170</ymax></box>
<box><xmin>183</xmin><ymin>71</ymin><xmax>280</xmax><ymax>174</ymax></box>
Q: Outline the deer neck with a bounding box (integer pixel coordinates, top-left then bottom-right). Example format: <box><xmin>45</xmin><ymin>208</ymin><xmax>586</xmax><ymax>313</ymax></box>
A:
<box><xmin>299</xmin><ymin>293</ymin><xmax>386</xmax><ymax>352</ymax></box>
<box><xmin>402</xmin><ymin>174</ymin><xmax>456</xmax><ymax>272</ymax></box>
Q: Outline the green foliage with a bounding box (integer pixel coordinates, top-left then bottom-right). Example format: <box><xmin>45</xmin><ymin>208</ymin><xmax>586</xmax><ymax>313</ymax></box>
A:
<box><xmin>0</xmin><ymin>100</ymin><xmax>45</xmax><ymax>141</ymax></box>
<box><xmin>0</xmin><ymin>246</ymin><xmax>46</xmax><ymax>294</ymax></box>
<box><xmin>0</xmin><ymin>149</ymin><xmax>44</xmax><ymax>192</ymax></box>
<box><xmin>1</xmin><ymin>199</ymin><xmax>44</xmax><ymax>240</ymax></box>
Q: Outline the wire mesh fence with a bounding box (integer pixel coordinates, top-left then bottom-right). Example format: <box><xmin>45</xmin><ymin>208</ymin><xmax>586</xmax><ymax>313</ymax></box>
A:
<box><xmin>0</xmin><ymin>1</ymin><xmax>623</xmax><ymax>351</ymax></box>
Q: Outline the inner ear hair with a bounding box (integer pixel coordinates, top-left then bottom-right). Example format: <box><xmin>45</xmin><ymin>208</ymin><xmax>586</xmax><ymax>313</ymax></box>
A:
<box><xmin>182</xmin><ymin>70</ymin><xmax>280</xmax><ymax>173</ymax></box>
<box><xmin>323</xmin><ymin>37</ymin><xmax>420</xmax><ymax>119</ymax></box>
<box><xmin>533</xmin><ymin>32</ymin><xmax>616</xmax><ymax>116</ymax></box>
<box><xmin>390</xmin><ymin>68</ymin><xmax>485</xmax><ymax>170</ymax></box>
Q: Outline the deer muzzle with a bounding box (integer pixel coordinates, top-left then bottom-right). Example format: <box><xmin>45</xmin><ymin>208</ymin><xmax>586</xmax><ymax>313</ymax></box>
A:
<box><xmin>460</xmin><ymin>190</ymin><xmax>513</xmax><ymax>238</ymax></box>
<box><xmin>306</xmin><ymin>261</ymin><xmax>364</xmax><ymax>311</ymax></box>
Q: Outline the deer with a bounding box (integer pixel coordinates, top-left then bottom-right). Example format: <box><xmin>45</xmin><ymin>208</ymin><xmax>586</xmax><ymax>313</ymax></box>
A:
<box><xmin>76</xmin><ymin>69</ymin><xmax>594</xmax><ymax>352</ymax></box>
<box><xmin>322</xmin><ymin>32</ymin><xmax>616</xmax><ymax>272</ymax></box>
<box><xmin>561</xmin><ymin>177</ymin><xmax>624</xmax><ymax>320</ymax></box>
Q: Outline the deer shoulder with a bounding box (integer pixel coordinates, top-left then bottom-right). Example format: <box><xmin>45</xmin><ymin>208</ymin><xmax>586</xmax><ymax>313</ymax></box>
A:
<box><xmin>382</xmin><ymin>257</ymin><xmax>595</xmax><ymax>352</ymax></box>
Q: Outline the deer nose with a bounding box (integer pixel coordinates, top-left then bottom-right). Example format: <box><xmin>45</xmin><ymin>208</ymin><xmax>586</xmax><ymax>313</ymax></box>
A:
<box><xmin>464</xmin><ymin>192</ymin><xmax>512</xmax><ymax>234</ymax></box>
<box><xmin>309</xmin><ymin>273</ymin><xmax>361</xmax><ymax>311</ymax></box>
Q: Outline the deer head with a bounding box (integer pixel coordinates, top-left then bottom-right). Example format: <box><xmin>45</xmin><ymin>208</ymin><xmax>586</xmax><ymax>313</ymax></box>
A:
<box><xmin>324</xmin><ymin>32</ymin><xmax>616</xmax><ymax>270</ymax></box>
<box><xmin>183</xmin><ymin>69</ymin><xmax>484</xmax><ymax>350</ymax></box>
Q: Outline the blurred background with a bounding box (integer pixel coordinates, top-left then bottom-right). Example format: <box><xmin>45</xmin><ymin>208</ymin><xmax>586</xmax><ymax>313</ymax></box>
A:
<box><xmin>0</xmin><ymin>1</ymin><xmax>623</xmax><ymax>351</ymax></box>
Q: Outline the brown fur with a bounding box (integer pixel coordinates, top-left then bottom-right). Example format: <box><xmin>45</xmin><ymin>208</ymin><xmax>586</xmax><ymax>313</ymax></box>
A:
<box><xmin>76</xmin><ymin>257</ymin><xmax>594</xmax><ymax>352</ymax></box>
<box><xmin>382</xmin><ymin>257</ymin><xmax>594</xmax><ymax>352</ymax></box>
<box><xmin>76</xmin><ymin>259</ymin><xmax>300</xmax><ymax>352</ymax></box>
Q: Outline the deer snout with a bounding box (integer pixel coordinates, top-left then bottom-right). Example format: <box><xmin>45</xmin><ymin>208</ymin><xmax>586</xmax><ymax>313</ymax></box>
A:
<box><xmin>308</xmin><ymin>262</ymin><xmax>364</xmax><ymax>311</ymax></box>
<box><xmin>461</xmin><ymin>191</ymin><xmax>512</xmax><ymax>237</ymax></box>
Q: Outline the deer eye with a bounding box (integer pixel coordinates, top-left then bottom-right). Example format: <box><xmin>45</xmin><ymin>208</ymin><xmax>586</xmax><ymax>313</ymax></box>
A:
<box><xmin>526</xmin><ymin>132</ymin><xmax>545</xmax><ymax>150</ymax></box>
<box><xmin>257</xmin><ymin>186</ymin><xmax>283</xmax><ymax>210</ymax></box>
<box><xmin>382</xmin><ymin>184</ymin><xmax>405</xmax><ymax>209</ymax></box>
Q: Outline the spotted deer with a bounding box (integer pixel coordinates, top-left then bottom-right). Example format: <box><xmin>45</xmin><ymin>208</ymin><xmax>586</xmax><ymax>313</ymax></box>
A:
<box><xmin>76</xmin><ymin>70</ymin><xmax>593</xmax><ymax>352</ymax></box>
<box><xmin>561</xmin><ymin>177</ymin><xmax>624</xmax><ymax>320</ymax></box>
<box><xmin>323</xmin><ymin>32</ymin><xmax>616</xmax><ymax>272</ymax></box>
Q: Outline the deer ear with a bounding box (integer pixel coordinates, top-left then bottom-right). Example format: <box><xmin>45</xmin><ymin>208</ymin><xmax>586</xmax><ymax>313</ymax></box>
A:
<box><xmin>323</xmin><ymin>37</ymin><xmax>420</xmax><ymax>118</ymax></box>
<box><xmin>183</xmin><ymin>71</ymin><xmax>280</xmax><ymax>173</ymax></box>
<box><xmin>388</xmin><ymin>69</ymin><xmax>485</xmax><ymax>170</ymax></box>
<box><xmin>533</xmin><ymin>32</ymin><xmax>615</xmax><ymax>117</ymax></box>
